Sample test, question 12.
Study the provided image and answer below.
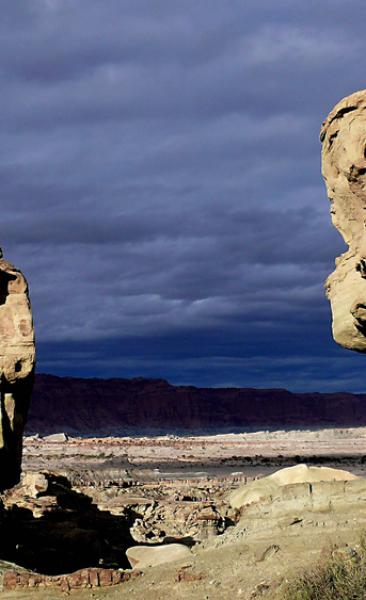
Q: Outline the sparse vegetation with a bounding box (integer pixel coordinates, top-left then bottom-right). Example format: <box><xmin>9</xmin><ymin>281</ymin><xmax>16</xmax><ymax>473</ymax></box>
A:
<box><xmin>282</xmin><ymin>534</ymin><xmax>366</xmax><ymax>600</ymax></box>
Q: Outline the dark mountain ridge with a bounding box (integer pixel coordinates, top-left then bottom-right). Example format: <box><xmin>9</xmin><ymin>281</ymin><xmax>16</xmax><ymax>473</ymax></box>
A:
<box><xmin>26</xmin><ymin>374</ymin><xmax>366</xmax><ymax>435</ymax></box>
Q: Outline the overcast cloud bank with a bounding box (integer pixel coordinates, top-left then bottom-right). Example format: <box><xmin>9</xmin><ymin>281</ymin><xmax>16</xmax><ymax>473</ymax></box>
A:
<box><xmin>3</xmin><ymin>1</ymin><xmax>366</xmax><ymax>391</ymax></box>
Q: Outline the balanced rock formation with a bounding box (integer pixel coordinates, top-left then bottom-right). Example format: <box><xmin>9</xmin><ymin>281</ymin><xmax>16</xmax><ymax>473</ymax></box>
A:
<box><xmin>321</xmin><ymin>90</ymin><xmax>366</xmax><ymax>351</ymax></box>
<box><xmin>229</xmin><ymin>464</ymin><xmax>358</xmax><ymax>509</ymax></box>
<box><xmin>0</xmin><ymin>257</ymin><xmax>35</xmax><ymax>489</ymax></box>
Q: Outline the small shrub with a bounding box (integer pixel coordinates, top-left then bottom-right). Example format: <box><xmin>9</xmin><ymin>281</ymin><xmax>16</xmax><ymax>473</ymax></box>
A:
<box><xmin>282</xmin><ymin>534</ymin><xmax>366</xmax><ymax>600</ymax></box>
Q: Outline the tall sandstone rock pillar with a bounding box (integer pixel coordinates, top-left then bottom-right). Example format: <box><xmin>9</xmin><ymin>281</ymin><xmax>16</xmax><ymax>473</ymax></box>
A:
<box><xmin>321</xmin><ymin>90</ymin><xmax>366</xmax><ymax>352</ymax></box>
<box><xmin>0</xmin><ymin>256</ymin><xmax>35</xmax><ymax>489</ymax></box>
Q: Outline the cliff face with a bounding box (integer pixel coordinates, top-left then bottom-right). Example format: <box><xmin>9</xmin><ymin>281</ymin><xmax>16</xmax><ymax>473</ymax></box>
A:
<box><xmin>27</xmin><ymin>374</ymin><xmax>366</xmax><ymax>434</ymax></box>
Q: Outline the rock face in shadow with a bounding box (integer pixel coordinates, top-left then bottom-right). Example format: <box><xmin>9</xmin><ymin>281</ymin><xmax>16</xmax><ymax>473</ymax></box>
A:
<box><xmin>321</xmin><ymin>90</ymin><xmax>366</xmax><ymax>352</ymax></box>
<box><xmin>0</xmin><ymin>258</ymin><xmax>35</xmax><ymax>490</ymax></box>
<box><xmin>26</xmin><ymin>375</ymin><xmax>366</xmax><ymax>433</ymax></box>
<box><xmin>0</xmin><ymin>472</ymin><xmax>135</xmax><ymax>574</ymax></box>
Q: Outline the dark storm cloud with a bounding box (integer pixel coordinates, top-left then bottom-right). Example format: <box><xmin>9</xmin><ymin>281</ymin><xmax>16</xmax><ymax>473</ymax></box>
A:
<box><xmin>1</xmin><ymin>0</ymin><xmax>365</xmax><ymax>390</ymax></box>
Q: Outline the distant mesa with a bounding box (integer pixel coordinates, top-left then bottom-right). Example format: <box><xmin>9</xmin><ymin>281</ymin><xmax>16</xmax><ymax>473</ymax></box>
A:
<box><xmin>26</xmin><ymin>374</ymin><xmax>366</xmax><ymax>435</ymax></box>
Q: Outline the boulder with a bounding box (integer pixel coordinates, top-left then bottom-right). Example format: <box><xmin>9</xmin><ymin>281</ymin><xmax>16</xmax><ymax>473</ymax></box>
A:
<box><xmin>0</xmin><ymin>257</ymin><xmax>35</xmax><ymax>489</ymax></box>
<box><xmin>126</xmin><ymin>543</ymin><xmax>191</xmax><ymax>569</ymax></box>
<box><xmin>229</xmin><ymin>464</ymin><xmax>359</xmax><ymax>509</ymax></box>
<box><xmin>321</xmin><ymin>90</ymin><xmax>366</xmax><ymax>351</ymax></box>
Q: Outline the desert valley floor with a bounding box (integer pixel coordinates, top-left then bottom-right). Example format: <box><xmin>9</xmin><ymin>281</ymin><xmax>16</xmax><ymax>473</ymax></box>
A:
<box><xmin>2</xmin><ymin>428</ymin><xmax>366</xmax><ymax>599</ymax></box>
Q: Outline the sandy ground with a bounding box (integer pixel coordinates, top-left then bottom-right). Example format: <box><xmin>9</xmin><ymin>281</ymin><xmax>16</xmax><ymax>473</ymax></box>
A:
<box><xmin>23</xmin><ymin>427</ymin><xmax>366</xmax><ymax>480</ymax></box>
<box><xmin>1</xmin><ymin>522</ymin><xmax>363</xmax><ymax>600</ymax></box>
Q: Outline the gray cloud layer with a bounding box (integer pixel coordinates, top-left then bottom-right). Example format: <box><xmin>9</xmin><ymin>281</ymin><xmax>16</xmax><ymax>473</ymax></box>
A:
<box><xmin>2</xmin><ymin>0</ymin><xmax>365</xmax><ymax>390</ymax></box>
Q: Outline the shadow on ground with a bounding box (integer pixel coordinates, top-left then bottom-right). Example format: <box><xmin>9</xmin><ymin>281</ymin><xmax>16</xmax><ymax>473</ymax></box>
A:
<box><xmin>0</xmin><ymin>474</ymin><xmax>137</xmax><ymax>575</ymax></box>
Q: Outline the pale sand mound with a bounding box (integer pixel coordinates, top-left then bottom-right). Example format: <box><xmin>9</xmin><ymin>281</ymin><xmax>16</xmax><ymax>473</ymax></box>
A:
<box><xmin>229</xmin><ymin>463</ymin><xmax>359</xmax><ymax>509</ymax></box>
<box><xmin>270</xmin><ymin>464</ymin><xmax>359</xmax><ymax>484</ymax></box>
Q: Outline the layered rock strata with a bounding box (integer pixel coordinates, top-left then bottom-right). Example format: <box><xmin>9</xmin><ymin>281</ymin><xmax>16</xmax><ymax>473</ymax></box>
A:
<box><xmin>2</xmin><ymin>567</ymin><xmax>141</xmax><ymax>591</ymax></box>
<box><xmin>0</xmin><ymin>257</ymin><xmax>35</xmax><ymax>489</ymax></box>
<box><xmin>321</xmin><ymin>90</ymin><xmax>366</xmax><ymax>351</ymax></box>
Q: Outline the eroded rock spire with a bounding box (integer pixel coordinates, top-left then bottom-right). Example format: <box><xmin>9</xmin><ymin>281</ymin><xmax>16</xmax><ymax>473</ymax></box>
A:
<box><xmin>0</xmin><ymin>253</ymin><xmax>35</xmax><ymax>489</ymax></box>
<box><xmin>321</xmin><ymin>90</ymin><xmax>366</xmax><ymax>352</ymax></box>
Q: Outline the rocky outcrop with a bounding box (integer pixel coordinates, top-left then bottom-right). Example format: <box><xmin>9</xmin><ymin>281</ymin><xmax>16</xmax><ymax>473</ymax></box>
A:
<box><xmin>0</xmin><ymin>472</ymin><xmax>136</xmax><ymax>574</ymax></box>
<box><xmin>229</xmin><ymin>464</ymin><xmax>359</xmax><ymax>510</ymax></box>
<box><xmin>0</xmin><ymin>258</ymin><xmax>35</xmax><ymax>490</ymax></box>
<box><xmin>321</xmin><ymin>90</ymin><xmax>366</xmax><ymax>352</ymax></box>
<box><xmin>128</xmin><ymin>499</ymin><xmax>227</xmax><ymax>543</ymax></box>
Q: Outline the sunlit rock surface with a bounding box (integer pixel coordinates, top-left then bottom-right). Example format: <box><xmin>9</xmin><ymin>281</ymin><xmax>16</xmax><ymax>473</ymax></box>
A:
<box><xmin>229</xmin><ymin>464</ymin><xmax>359</xmax><ymax>509</ymax></box>
<box><xmin>0</xmin><ymin>257</ymin><xmax>35</xmax><ymax>489</ymax></box>
<box><xmin>321</xmin><ymin>90</ymin><xmax>366</xmax><ymax>351</ymax></box>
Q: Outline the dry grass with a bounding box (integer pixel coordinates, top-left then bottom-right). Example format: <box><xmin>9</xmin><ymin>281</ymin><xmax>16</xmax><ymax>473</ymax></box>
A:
<box><xmin>281</xmin><ymin>534</ymin><xmax>366</xmax><ymax>600</ymax></box>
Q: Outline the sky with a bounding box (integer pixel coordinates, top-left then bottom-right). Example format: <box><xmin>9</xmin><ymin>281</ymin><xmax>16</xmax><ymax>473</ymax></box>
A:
<box><xmin>3</xmin><ymin>1</ymin><xmax>366</xmax><ymax>392</ymax></box>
